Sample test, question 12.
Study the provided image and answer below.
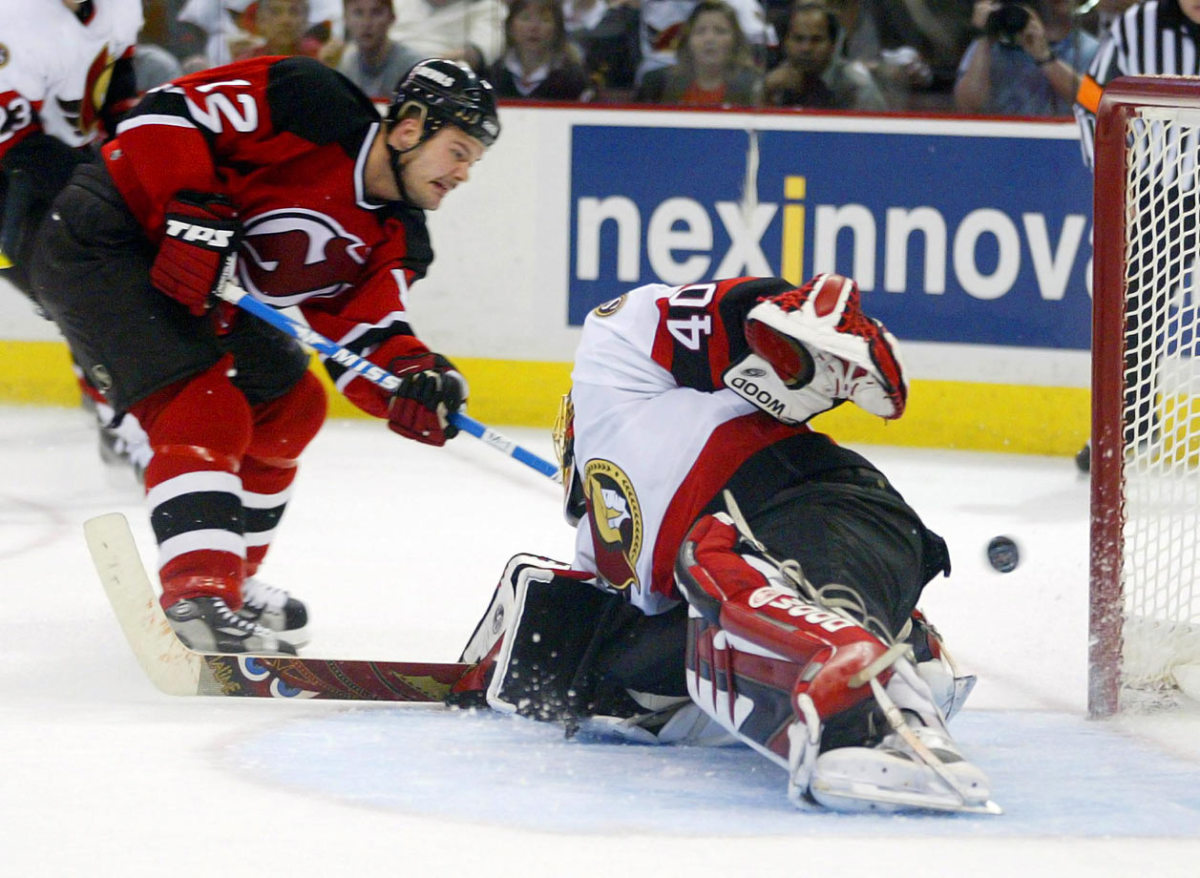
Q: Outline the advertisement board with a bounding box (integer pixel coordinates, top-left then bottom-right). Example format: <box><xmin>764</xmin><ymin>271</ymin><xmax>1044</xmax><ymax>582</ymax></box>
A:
<box><xmin>569</xmin><ymin>123</ymin><xmax>1094</xmax><ymax>350</ymax></box>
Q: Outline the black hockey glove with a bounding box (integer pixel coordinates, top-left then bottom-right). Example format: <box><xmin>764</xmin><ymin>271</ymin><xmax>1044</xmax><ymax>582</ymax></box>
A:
<box><xmin>387</xmin><ymin>353</ymin><xmax>467</xmax><ymax>446</ymax></box>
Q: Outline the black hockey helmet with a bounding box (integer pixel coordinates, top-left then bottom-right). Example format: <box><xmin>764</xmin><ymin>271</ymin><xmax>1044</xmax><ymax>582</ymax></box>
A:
<box><xmin>386</xmin><ymin>59</ymin><xmax>500</xmax><ymax>148</ymax></box>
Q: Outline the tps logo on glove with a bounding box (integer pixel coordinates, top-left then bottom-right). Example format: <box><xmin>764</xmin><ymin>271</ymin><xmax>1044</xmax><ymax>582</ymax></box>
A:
<box><xmin>163</xmin><ymin>220</ymin><xmax>238</xmax><ymax>249</ymax></box>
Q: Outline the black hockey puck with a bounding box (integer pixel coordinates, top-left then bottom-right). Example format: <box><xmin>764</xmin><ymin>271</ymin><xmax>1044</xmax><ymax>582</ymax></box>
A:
<box><xmin>986</xmin><ymin>536</ymin><xmax>1019</xmax><ymax>573</ymax></box>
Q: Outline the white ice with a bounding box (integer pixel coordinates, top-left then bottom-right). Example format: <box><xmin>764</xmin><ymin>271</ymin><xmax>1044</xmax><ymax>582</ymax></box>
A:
<box><xmin>4</xmin><ymin>404</ymin><xmax>1200</xmax><ymax>877</ymax></box>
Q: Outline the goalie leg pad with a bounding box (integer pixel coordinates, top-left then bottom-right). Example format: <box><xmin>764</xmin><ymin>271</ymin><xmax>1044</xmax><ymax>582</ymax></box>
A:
<box><xmin>447</xmin><ymin>554</ymin><xmax>591</xmax><ymax>708</ymax></box>
<box><xmin>452</xmin><ymin>555</ymin><xmax>694</xmax><ymax>736</ymax></box>
<box><xmin>675</xmin><ymin>513</ymin><xmax>892</xmax><ymax>788</ymax></box>
<box><xmin>448</xmin><ymin>555</ymin><xmax>615</xmax><ymax>721</ymax></box>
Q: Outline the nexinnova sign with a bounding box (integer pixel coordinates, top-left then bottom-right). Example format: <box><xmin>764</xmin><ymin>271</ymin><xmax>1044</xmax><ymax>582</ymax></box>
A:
<box><xmin>568</xmin><ymin>122</ymin><xmax>1094</xmax><ymax>350</ymax></box>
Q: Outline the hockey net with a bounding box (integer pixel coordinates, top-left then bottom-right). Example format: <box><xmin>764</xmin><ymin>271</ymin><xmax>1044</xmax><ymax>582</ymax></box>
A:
<box><xmin>1090</xmin><ymin>76</ymin><xmax>1200</xmax><ymax>716</ymax></box>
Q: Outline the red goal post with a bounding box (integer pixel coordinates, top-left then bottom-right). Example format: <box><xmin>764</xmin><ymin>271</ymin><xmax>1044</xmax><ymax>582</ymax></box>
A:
<box><xmin>1091</xmin><ymin>76</ymin><xmax>1200</xmax><ymax>717</ymax></box>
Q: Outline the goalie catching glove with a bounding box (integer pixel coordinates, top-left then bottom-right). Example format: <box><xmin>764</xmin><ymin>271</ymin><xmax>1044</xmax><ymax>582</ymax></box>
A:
<box><xmin>387</xmin><ymin>352</ymin><xmax>467</xmax><ymax>446</ymax></box>
<box><xmin>150</xmin><ymin>192</ymin><xmax>242</xmax><ymax>316</ymax></box>
<box><xmin>724</xmin><ymin>273</ymin><xmax>907</xmax><ymax>423</ymax></box>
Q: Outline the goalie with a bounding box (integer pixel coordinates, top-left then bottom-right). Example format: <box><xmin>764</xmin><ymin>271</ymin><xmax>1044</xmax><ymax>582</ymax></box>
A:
<box><xmin>449</xmin><ymin>273</ymin><xmax>997</xmax><ymax>814</ymax></box>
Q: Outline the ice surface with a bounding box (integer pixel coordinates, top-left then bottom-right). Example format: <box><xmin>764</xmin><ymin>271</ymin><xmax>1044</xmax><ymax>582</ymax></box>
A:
<box><xmin>4</xmin><ymin>405</ymin><xmax>1200</xmax><ymax>876</ymax></box>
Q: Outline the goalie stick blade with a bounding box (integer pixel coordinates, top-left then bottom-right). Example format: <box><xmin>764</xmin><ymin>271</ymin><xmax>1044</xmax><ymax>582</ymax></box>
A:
<box><xmin>84</xmin><ymin>513</ymin><xmax>468</xmax><ymax>701</ymax></box>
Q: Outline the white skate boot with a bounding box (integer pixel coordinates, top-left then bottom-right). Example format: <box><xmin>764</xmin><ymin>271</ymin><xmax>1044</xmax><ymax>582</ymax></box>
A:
<box><xmin>237</xmin><ymin>578</ymin><xmax>310</xmax><ymax>648</ymax></box>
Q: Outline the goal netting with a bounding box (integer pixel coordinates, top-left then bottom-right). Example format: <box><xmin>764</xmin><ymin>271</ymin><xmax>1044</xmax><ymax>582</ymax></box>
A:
<box><xmin>1090</xmin><ymin>76</ymin><xmax>1200</xmax><ymax>716</ymax></box>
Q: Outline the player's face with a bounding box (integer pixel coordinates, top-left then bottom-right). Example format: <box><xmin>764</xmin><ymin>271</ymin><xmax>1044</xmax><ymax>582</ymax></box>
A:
<box><xmin>384</xmin><ymin>124</ymin><xmax>486</xmax><ymax>209</ymax></box>
<box><xmin>1182</xmin><ymin>0</ymin><xmax>1200</xmax><ymax>24</ymax></box>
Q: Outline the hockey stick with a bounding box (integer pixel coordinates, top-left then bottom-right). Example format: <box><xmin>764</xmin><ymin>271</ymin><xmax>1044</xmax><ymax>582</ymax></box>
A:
<box><xmin>216</xmin><ymin>283</ymin><xmax>560</xmax><ymax>481</ymax></box>
<box><xmin>85</xmin><ymin>512</ymin><xmax>467</xmax><ymax>700</ymax></box>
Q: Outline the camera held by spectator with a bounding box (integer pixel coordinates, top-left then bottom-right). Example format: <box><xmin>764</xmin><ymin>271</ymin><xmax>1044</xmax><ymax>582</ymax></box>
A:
<box><xmin>984</xmin><ymin>2</ymin><xmax>1032</xmax><ymax>46</ymax></box>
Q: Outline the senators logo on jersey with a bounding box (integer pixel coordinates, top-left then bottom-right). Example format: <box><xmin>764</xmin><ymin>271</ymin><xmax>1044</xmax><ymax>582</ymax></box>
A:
<box><xmin>238</xmin><ymin>210</ymin><xmax>369</xmax><ymax>306</ymax></box>
<box><xmin>583</xmin><ymin>459</ymin><xmax>643</xmax><ymax>593</ymax></box>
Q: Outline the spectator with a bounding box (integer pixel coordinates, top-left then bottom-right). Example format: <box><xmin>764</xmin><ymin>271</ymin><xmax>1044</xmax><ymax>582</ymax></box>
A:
<box><xmin>177</xmin><ymin>0</ymin><xmax>250</xmax><ymax>68</ymax></box>
<box><xmin>336</xmin><ymin>0</ymin><xmax>424</xmax><ymax>98</ymax></box>
<box><xmin>488</xmin><ymin>0</ymin><xmax>593</xmax><ymax>99</ymax></box>
<box><xmin>137</xmin><ymin>1</ymin><xmax>185</xmax><ymax>90</ymax></box>
<box><xmin>764</xmin><ymin>2</ymin><xmax>888</xmax><ymax>109</ymax></box>
<box><xmin>140</xmin><ymin>0</ymin><xmax>209</xmax><ymax>65</ymax></box>
<box><xmin>178</xmin><ymin>0</ymin><xmax>341</xmax><ymax>66</ymax></box>
<box><xmin>832</xmin><ymin>0</ymin><xmax>973</xmax><ymax>111</ymax></box>
<box><xmin>635</xmin><ymin>0</ymin><xmax>762</xmax><ymax>105</ymax></box>
<box><xmin>823</xmin><ymin>0</ymin><xmax>933</xmax><ymax>109</ymax></box>
<box><xmin>637</xmin><ymin>0</ymin><xmax>776</xmax><ymax>82</ymax></box>
<box><xmin>1076</xmin><ymin>0</ymin><xmax>1139</xmax><ymax>37</ymax></box>
<box><xmin>389</xmin><ymin>0</ymin><xmax>508</xmax><ymax>73</ymax></box>
<box><xmin>134</xmin><ymin>40</ymin><xmax>185</xmax><ymax>90</ymax></box>
<box><xmin>955</xmin><ymin>0</ymin><xmax>1098</xmax><ymax>116</ymax></box>
<box><xmin>231</xmin><ymin>0</ymin><xmax>329</xmax><ymax>60</ymax></box>
<box><xmin>564</xmin><ymin>0</ymin><xmax>641</xmax><ymax>93</ymax></box>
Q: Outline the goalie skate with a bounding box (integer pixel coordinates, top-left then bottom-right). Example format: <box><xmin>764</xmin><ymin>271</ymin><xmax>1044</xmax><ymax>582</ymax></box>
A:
<box><xmin>809</xmin><ymin>725</ymin><xmax>1000</xmax><ymax>815</ymax></box>
<box><xmin>806</xmin><ymin>659</ymin><xmax>1000</xmax><ymax>815</ymax></box>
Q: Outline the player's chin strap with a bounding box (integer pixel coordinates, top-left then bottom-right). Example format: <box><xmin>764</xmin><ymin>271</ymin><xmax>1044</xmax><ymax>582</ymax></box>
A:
<box><xmin>387</xmin><ymin>136</ymin><xmax>417</xmax><ymax>205</ymax></box>
<box><xmin>385</xmin><ymin>109</ymin><xmax>431</xmax><ymax>206</ymax></box>
<box><xmin>720</xmin><ymin>488</ymin><xmax>988</xmax><ymax>813</ymax></box>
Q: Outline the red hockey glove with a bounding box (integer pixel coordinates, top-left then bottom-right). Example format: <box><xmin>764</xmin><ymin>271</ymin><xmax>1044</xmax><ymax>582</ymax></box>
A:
<box><xmin>387</xmin><ymin>353</ymin><xmax>467</xmax><ymax>446</ymax></box>
<box><xmin>150</xmin><ymin>192</ymin><xmax>242</xmax><ymax>316</ymax></box>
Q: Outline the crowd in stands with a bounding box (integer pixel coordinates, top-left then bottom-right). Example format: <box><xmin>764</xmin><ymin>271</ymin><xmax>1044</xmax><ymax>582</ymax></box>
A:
<box><xmin>139</xmin><ymin>0</ymin><xmax>1138</xmax><ymax>114</ymax></box>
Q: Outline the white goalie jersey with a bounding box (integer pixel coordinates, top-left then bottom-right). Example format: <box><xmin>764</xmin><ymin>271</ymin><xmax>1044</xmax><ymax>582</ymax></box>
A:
<box><xmin>0</xmin><ymin>0</ymin><xmax>142</xmax><ymax>155</ymax></box>
<box><xmin>569</xmin><ymin>278</ymin><xmax>819</xmax><ymax>616</ymax></box>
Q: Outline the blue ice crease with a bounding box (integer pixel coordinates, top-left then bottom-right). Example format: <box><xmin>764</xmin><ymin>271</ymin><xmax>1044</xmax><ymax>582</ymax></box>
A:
<box><xmin>224</xmin><ymin>708</ymin><xmax>1200</xmax><ymax>836</ymax></box>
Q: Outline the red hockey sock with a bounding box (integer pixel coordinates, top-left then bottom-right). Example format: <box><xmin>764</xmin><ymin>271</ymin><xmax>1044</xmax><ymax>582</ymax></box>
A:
<box><xmin>243</xmin><ymin>370</ymin><xmax>327</xmax><ymax>575</ymax></box>
<box><xmin>131</xmin><ymin>355</ymin><xmax>254</xmax><ymax>608</ymax></box>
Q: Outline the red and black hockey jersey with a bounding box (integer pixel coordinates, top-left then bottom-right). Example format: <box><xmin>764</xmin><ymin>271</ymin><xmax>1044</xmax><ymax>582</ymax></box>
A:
<box><xmin>103</xmin><ymin>55</ymin><xmax>434</xmax><ymax>415</ymax></box>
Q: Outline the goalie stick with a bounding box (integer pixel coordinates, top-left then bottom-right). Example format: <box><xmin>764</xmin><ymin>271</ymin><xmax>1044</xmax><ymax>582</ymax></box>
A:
<box><xmin>85</xmin><ymin>512</ymin><xmax>467</xmax><ymax>701</ymax></box>
<box><xmin>216</xmin><ymin>283</ymin><xmax>560</xmax><ymax>481</ymax></box>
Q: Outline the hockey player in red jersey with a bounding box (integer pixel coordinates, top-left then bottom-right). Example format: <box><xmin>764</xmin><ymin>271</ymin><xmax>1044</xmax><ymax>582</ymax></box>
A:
<box><xmin>449</xmin><ymin>273</ymin><xmax>997</xmax><ymax>814</ymax></box>
<box><xmin>30</xmin><ymin>56</ymin><xmax>500</xmax><ymax>655</ymax></box>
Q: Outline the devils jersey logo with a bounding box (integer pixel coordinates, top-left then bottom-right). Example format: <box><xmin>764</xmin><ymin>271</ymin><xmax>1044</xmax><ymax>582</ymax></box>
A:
<box><xmin>237</xmin><ymin>209</ymin><xmax>369</xmax><ymax>306</ymax></box>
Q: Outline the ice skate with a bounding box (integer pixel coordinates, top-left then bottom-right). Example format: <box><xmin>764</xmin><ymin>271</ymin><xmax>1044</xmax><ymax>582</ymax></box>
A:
<box><xmin>85</xmin><ymin>396</ymin><xmax>152</xmax><ymax>482</ymax></box>
<box><xmin>164</xmin><ymin>595</ymin><xmax>296</xmax><ymax>655</ymax></box>
<box><xmin>806</xmin><ymin>660</ymin><xmax>999</xmax><ymax>814</ymax></box>
<box><xmin>237</xmin><ymin>578</ymin><xmax>310</xmax><ymax>647</ymax></box>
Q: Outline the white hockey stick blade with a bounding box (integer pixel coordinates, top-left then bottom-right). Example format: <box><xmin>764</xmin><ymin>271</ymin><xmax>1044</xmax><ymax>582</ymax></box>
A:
<box><xmin>84</xmin><ymin>512</ymin><xmax>205</xmax><ymax>696</ymax></box>
<box><xmin>85</xmin><ymin>513</ymin><xmax>468</xmax><ymax>700</ymax></box>
<box><xmin>810</xmin><ymin>777</ymin><xmax>1004</xmax><ymax>815</ymax></box>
